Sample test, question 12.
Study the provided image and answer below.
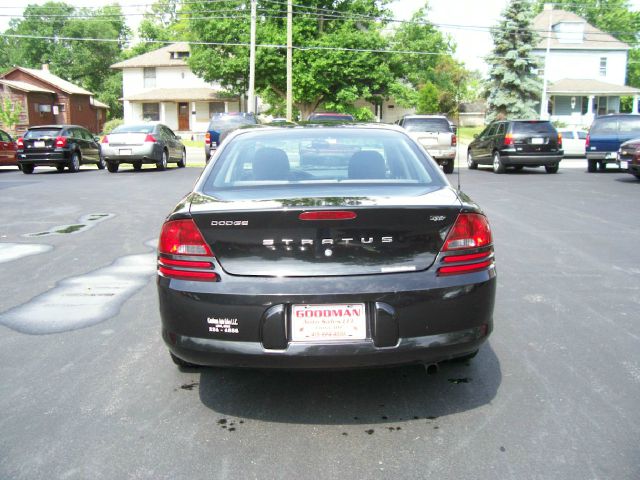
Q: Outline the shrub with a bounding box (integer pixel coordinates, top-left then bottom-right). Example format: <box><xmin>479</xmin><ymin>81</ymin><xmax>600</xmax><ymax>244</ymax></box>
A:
<box><xmin>102</xmin><ymin>118</ymin><xmax>124</xmax><ymax>134</ymax></box>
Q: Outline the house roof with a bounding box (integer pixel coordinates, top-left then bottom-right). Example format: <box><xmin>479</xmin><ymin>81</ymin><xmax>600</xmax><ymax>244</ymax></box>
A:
<box><xmin>110</xmin><ymin>42</ymin><xmax>191</xmax><ymax>69</ymax></box>
<box><xmin>92</xmin><ymin>98</ymin><xmax>109</xmax><ymax>109</ymax></box>
<box><xmin>123</xmin><ymin>87</ymin><xmax>237</xmax><ymax>102</ymax></box>
<box><xmin>532</xmin><ymin>9</ymin><xmax>630</xmax><ymax>51</ymax></box>
<box><xmin>548</xmin><ymin>78</ymin><xmax>640</xmax><ymax>95</ymax></box>
<box><xmin>0</xmin><ymin>79</ymin><xmax>55</xmax><ymax>94</ymax></box>
<box><xmin>5</xmin><ymin>67</ymin><xmax>96</xmax><ymax>95</ymax></box>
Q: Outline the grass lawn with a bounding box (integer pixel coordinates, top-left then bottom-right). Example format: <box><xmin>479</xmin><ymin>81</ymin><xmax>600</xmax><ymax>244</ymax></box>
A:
<box><xmin>457</xmin><ymin>126</ymin><xmax>484</xmax><ymax>144</ymax></box>
<box><xmin>181</xmin><ymin>139</ymin><xmax>205</xmax><ymax>148</ymax></box>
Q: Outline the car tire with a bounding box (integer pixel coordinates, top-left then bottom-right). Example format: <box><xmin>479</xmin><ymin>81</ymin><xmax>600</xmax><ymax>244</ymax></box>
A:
<box><xmin>170</xmin><ymin>352</ymin><xmax>200</xmax><ymax>369</ymax></box>
<box><xmin>492</xmin><ymin>151</ymin><xmax>505</xmax><ymax>174</ymax></box>
<box><xmin>21</xmin><ymin>164</ymin><xmax>34</xmax><ymax>174</ymax></box>
<box><xmin>467</xmin><ymin>151</ymin><xmax>478</xmax><ymax>170</ymax></box>
<box><xmin>598</xmin><ymin>160</ymin><xmax>607</xmax><ymax>171</ymax></box>
<box><xmin>177</xmin><ymin>149</ymin><xmax>186</xmax><ymax>168</ymax></box>
<box><xmin>442</xmin><ymin>160</ymin><xmax>454</xmax><ymax>174</ymax></box>
<box><xmin>68</xmin><ymin>152</ymin><xmax>80</xmax><ymax>173</ymax></box>
<box><xmin>157</xmin><ymin>150</ymin><xmax>168</xmax><ymax>171</ymax></box>
<box><xmin>545</xmin><ymin>164</ymin><xmax>559</xmax><ymax>174</ymax></box>
<box><xmin>107</xmin><ymin>161</ymin><xmax>119</xmax><ymax>173</ymax></box>
<box><xmin>132</xmin><ymin>161</ymin><xmax>142</xmax><ymax>171</ymax></box>
<box><xmin>56</xmin><ymin>165</ymin><xmax>65</xmax><ymax>173</ymax></box>
<box><xmin>97</xmin><ymin>155</ymin><xmax>106</xmax><ymax>170</ymax></box>
<box><xmin>587</xmin><ymin>159</ymin><xmax>597</xmax><ymax>172</ymax></box>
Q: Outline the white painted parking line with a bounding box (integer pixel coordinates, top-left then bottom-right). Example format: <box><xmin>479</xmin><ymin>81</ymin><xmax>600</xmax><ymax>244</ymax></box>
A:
<box><xmin>0</xmin><ymin>243</ymin><xmax>53</xmax><ymax>264</ymax></box>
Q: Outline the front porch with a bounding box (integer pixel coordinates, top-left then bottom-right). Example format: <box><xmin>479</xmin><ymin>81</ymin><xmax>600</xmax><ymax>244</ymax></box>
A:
<box><xmin>546</xmin><ymin>79</ymin><xmax>640</xmax><ymax>127</ymax></box>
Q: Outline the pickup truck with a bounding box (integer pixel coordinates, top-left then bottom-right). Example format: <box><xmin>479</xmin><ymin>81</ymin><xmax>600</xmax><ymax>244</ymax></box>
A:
<box><xmin>586</xmin><ymin>114</ymin><xmax>640</xmax><ymax>172</ymax></box>
<box><xmin>398</xmin><ymin>115</ymin><xmax>457</xmax><ymax>173</ymax></box>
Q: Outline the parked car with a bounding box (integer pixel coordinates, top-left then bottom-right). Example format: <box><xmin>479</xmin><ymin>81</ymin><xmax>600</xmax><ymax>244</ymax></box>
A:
<box><xmin>0</xmin><ymin>128</ymin><xmax>18</xmax><ymax>169</ymax></box>
<box><xmin>101</xmin><ymin>123</ymin><xmax>185</xmax><ymax>173</ymax></box>
<box><xmin>205</xmin><ymin>112</ymin><xmax>257</xmax><ymax>162</ymax></box>
<box><xmin>398</xmin><ymin>115</ymin><xmax>457</xmax><ymax>173</ymax></box>
<box><xmin>157</xmin><ymin>124</ymin><xmax>496</xmax><ymax>370</ymax></box>
<box><xmin>467</xmin><ymin>120</ymin><xmax>563</xmax><ymax>174</ymax></box>
<box><xmin>16</xmin><ymin>125</ymin><xmax>103</xmax><ymax>174</ymax></box>
<box><xmin>558</xmin><ymin>128</ymin><xmax>587</xmax><ymax>157</ymax></box>
<box><xmin>307</xmin><ymin>112</ymin><xmax>354</xmax><ymax>122</ymax></box>
<box><xmin>586</xmin><ymin>114</ymin><xmax>640</xmax><ymax>172</ymax></box>
<box><xmin>616</xmin><ymin>138</ymin><xmax>640</xmax><ymax>179</ymax></box>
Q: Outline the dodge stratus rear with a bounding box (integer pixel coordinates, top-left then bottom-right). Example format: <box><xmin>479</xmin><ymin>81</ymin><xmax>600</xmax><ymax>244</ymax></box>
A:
<box><xmin>157</xmin><ymin>125</ymin><xmax>496</xmax><ymax>370</ymax></box>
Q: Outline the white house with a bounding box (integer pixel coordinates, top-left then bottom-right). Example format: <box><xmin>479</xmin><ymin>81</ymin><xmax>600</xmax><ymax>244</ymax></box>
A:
<box><xmin>110</xmin><ymin>43</ymin><xmax>241</xmax><ymax>134</ymax></box>
<box><xmin>533</xmin><ymin>4</ymin><xmax>640</xmax><ymax>127</ymax></box>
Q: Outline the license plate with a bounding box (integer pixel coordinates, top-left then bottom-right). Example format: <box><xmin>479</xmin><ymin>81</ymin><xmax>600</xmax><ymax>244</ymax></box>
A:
<box><xmin>620</xmin><ymin>160</ymin><xmax>629</xmax><ymax>169</ymax></box>
<box><xmin>34</xmin><ymin>141</ymin><xmax>45</xmax><ymax>148</ymax></box>
<box><xmin>531</xmin><ymin>137</ymin><xmax>544</xmax><ymax>145</ymax></box>
<box><xmin>291</xmin><ymin>303</ymin><xmax>366</xmax><ymax>342</ymax></box>
<box><xmin>119</xmin><ymin>149</ymin><xmax>132</xmax><ymax>156</ymax></box>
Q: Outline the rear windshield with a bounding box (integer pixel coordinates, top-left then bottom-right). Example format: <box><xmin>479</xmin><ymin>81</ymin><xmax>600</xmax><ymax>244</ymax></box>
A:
<box><xmin>202</xmin><ymin>128</ymin><xmax>442</xmax><ymax>194</ymax></box>
<box><xmin>24</xmin><ymin>129</ymin><xmax>62</xmax><ymax>139</ymax></box>
<box><xmin>112</xmin><ymin>125</ymin><xmax>155</xmax><ymax>134</ymax></box>
<box><xmin>512</xmin><ymin>121</ymin><xmax>556</xmax><ymax>135</ymax></box>
<box><xmin>308</xmin><ymin>114</ymin><xmax>354</xmax><ymax>122</ymax></box>
<box><xmin>209</xmin><ymin>116</ymin><xmax>256</xmax><ymax>131</ymax></box>
<box><xmin>403</xmin><ymin>118</ymin><xmax>451</xmax><ymax>133</ymax></box>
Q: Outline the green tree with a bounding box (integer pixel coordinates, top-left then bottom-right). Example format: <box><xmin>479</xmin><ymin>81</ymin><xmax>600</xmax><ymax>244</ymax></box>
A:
<box><xmin>0</xmin><ymin>97</ymin><xmax>23</xmax><ymax>133</ymax></box>
<box><xmin>416</xmin><ymin>82</ymin><xmax>439</xmax><ymax>114</ymax></box>
<box><xmin>485</xmin><ymin>0</ymin><xmax>541</xmax><ymax>121</ymax></box>
<box><xmin>187</xmin><ymin>0</ymin><xmax>399</xmax><ymax>118</ymax></box>
<box><xmin>534</xmin><ymin>0</ymin><xmax>640</xmax><ymax>88</ymax></box>
<box><xmin>125</xmin><ymin>0</ymin><xmax>185</xmax><ymax>58</ymax></box>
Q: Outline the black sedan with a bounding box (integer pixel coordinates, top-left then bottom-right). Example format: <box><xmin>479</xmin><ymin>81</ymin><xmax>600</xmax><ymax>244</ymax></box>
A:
<box><xmin>157</xmin><ymin>125</ymin><xmax>496</xmax><ymax>370</ymax></box>
<box><xmin>617</xmin><ymin>138</ymin><xmax>640</xmax><ymax>179</ymax></box>
<box><xmin>17</xmin><ymin>125</ymin><xmax>103</xmax><ymax>174</ymax></box>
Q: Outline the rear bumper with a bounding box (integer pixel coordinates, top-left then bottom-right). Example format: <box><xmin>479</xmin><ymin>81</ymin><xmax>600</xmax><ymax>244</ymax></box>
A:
<box><xmin>159</xmin><ymin>267</ymin><xmax>496</xmax><ymax>369</ymax></box>
<box><xmin>500</xmin><ymin>153</ymin><xmax>563</xmax><ymax>166</ymax></box>
<box><xmin>102</xmin><ymin>145</ymin><xmax>159</xmax><ymax>163</ymax></box>
<box><xmin>426</xmin><ymin>149</ymin><xmax>456</xmax><ymax>161</ymax></box>
<box><xmin>17</xmin><ymin>150</ymin><xmax>70</xmax><ymax>165</ymax></box>
<box><xmin>586</xmin><ymin>151</ymin><xmax>617</xmax><ymax>162</ymax></box>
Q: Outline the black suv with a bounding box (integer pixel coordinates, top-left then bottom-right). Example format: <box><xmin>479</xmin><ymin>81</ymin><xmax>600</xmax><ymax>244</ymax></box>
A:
<box><xmin>17</xmin><ymin>125</ymin><xmax>103</xmax><ymax>174</ymax></box>
<box><xmin>205</xmin><ymin>113</ymin><xmax>257</xmax><ymax>161</ymax></box>
<box><xmin>467</xmin><ymin>120</ymin><xmax>563</xmax><ymax>174</ymax></box>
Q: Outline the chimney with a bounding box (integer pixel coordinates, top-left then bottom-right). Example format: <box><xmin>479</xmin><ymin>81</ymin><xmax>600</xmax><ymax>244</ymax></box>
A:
<box><xmin>42</xmin><ymin>64</ymin><xmax>49</xmax><ymax>72</ymax></box>
<box><xmin>543</xmin><ymin>3</ymin><xmax>553</xmax><ymax>10</ymax></box>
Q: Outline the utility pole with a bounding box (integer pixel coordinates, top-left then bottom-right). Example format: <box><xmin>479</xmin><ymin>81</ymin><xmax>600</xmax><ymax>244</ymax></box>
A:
<box><xmin>540</xmin><ymin>5</ymin><xmax>553</xmax><ymax>120</ymax></box>
<box><xmin>286</xmin><ymin>0</ymin><xmax>293</xmax><ymax>122</ymax></box>
<box><xmin>248</xmin><ymin>0</ymin><xmax>257</xmax><ymax>114</ymax></box>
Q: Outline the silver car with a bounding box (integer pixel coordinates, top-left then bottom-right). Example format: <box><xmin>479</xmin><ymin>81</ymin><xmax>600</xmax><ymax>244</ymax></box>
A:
<box><xmin>101</xmin><ymin>123</ymin><xmax>186</xmax><ymax>173</ymax></box>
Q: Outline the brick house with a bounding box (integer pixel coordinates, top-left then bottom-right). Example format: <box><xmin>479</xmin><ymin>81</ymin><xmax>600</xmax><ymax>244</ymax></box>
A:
<box><xmin>0</xmin><ymin>66</ymin><xmax>108</xmax><ymax>134</ymax></box>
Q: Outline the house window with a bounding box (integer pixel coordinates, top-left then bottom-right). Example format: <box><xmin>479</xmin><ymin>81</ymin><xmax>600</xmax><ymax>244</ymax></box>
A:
<box><xmin>142</xmin><ymin>103</ymin><xmax>160</xmax><ymax>121</ymax></box>
<box><xmin>172</xmin><ymin>51</ymin><xmax>189</xmax><ymax>59</ymax></box>
<box><xmin>58</xmin><ymin>104</ymin><xmax>65</xmax><ymax>112</ymax></box>
<box><xmin>209</xmin><ymin>102</ymin><xmax>225</xmax><ymax>116</ymax></box>
<box><xmin>144</xmin><ymin>67</ymin><xmax>156</xmax><ymax>88</ymax></box>
<box><xmin>599</xmin><ymin>57</ymin><xmax>607</xmax><ymax>77</ymax></box>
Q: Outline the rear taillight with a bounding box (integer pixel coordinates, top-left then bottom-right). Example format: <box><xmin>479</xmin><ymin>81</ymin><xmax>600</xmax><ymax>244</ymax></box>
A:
<box><xmin>55</xmin><ymin>136</ymin><xmax>67</xmax><ymax>148</ymax></box>
<box><xmin>101</xmin><ymin>135</ymin><xmax>109</xmax><ymax>144</ymax></box>
<box><xmin>451</xmin><ymin>134</ymin><xmax>457</xmax><ymax>147</ymax></box>
<box><xmin>438</xmin><ymin>213</ymin><xmax>494</xmax><ymax>276</ymax></box>
<box><xmin>144</xmin><ymin>134</ymin><xmax>157</xmax><ymax>143</ymax></box>
<box><xmin>585</xmin><ymin>133</ymin><xmax>590</xmax><ymax>148</ymax></box>
<box><xmin>158</xmin><ymin>219</ymin><xmax>218</xmax><ymax>282</ymax></box>
<box><xmin>16</xmin><ymin>137</ymin><xmax>24</xmax><ymax>148</ymax></box>
<box><xmin>504</xmin><ymin>133</ymin><xmax>514</xmax><ymax>146</ymax></box>
<box><xmin>205</xmin><ymin>132</ymin><xmax>211</xmax><ymax>145</ymax></box>
<box><xmin>557</xmin><ymin>132</ymin><xmax>562</xmax><ymax>147</ymax></box>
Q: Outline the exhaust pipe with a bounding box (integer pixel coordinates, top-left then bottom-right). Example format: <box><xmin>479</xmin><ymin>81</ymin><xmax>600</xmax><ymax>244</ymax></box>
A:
<box><xmin>424</xmin><ymin>363</ymin><xmax>439</xmax><ymax>375</ymax></box>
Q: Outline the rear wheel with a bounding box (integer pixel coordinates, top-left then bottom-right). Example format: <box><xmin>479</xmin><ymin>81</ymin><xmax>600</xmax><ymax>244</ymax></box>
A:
<box><xmin>545</xmin><ymin>163</ymin><xmax>559</xmax><ymax>174</ymax></box>
<box><xmin>68</xmin><ymin>152</ymin><xmax>80</xmax><ymax>173</ymax></box>
<box><xmin>442</xmin><ymin>160</ymin><xmax>454</xmax><ymax>174</ymax></box>
<box><xmin>56</xmin><ymin>165</ymin><xmax>65</xmax><ymax>173</ymax></box>
<box><xmin>97</xmin><ymin>155</ymin><xmax>106</xmax><ymax>170</ymax></box>
<box><xmin>466</xmin><ymin>151</ymin><xmax>478</xmax><ymax>170</ymax></box>
<box><xmin>132</xmin><ymin>161</ymin><xmax>142</xmax><ymax>171</ymax></box>
<box><xmin>21</xmin><ymin>164</ymin><xmax>34</xmax><ymax>174</ymax></box>
<box><xmin>634</xmin><ymin>173</ymin><xmax>640</xmax><ymax>180</ymax></box>
<box><xmin>598</xmin><ymin>160</ymin><xmax>607</xmax><ymax>171</ymax></box>
<box><xmin>492</xmin><ymin>151</ymin><xmax>505</xmax><ymax>174</ymax></box>
<box><xmin>170</xmin><ymin>352</ymin><xmax>200</xmax><ymax>369</ymax></box>
<box><xmin>587</xmin><ymin>159</ymin><xmax>597</xmax><ymax>172</ymax></box>
<box><xmin>177</xmin><ymin>149</ymin><xmax>186</xmax><ymax>168</ymax></box>
<box><xmin>107</xmin><ymin>161</ymin><xmax>119</xmax><ymax>173</ymax></box>
<box><xmin>157</xmin><ymin>150</ymin><xmax>168</xmax><ymax>171</ymax></box>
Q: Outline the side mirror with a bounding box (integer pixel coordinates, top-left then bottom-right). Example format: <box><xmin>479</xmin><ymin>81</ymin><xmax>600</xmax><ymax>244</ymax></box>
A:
<box><xmin>94</xmin><ymin>136</ymin><xmax>101</xmax><ymax>143</ymax></box>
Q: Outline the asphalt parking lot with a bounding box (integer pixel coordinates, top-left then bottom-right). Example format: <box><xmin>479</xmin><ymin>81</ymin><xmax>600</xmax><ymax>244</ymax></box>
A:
<box><xmin>0</xmin><ymin>161</ymin><xmax>638</xmax><ymax>479</ymax></box>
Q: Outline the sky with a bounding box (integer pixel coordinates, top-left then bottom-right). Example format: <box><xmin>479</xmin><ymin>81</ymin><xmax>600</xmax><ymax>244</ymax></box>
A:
<box><xmin>1</xmin><ymin>0</ymin><xmax>639</xmax><ymax>74</ymax></box>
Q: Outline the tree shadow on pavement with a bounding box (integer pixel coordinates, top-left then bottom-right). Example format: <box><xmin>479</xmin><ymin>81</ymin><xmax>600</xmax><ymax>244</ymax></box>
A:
<box><xmin>197</xmin><ymin>343</ymin><xmax>501</xmax><ymax>425</ymax></box>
